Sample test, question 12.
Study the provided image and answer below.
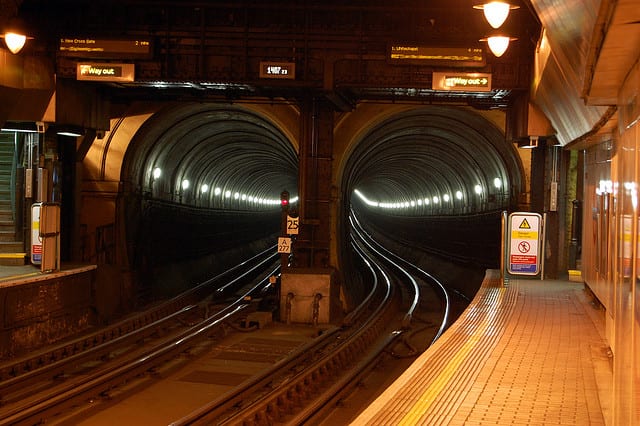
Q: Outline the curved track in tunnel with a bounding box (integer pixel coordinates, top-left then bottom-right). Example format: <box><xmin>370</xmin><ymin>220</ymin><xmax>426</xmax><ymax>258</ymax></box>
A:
<box><xmin>340</xmin><ymin>106</ymin><xmax>524</xmax><ymax>306</ymax></box>
<box><xmin>107</xmin><ymin>103</ymin><xmax>522</xmax><ymax>306</ymax></box>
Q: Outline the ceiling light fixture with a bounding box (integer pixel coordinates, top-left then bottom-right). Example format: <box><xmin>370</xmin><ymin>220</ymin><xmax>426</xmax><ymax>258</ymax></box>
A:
<box><xmin>1</xmin><ymin>121</ymin><xmax>38</xmax><ymax>133</ymax></box>
<box><xmin>55</xmin><ymin>125</ymin><xmax>85</xmax><ymax>137</ymax></box>
<box><xmin>1</xmin><ymin>18</ymin><xmax>33</xmax><ymax>54</ymax></box>
<box><xmin>473</xmin><ymin>1</ymin><xmax>519</xmax><ymax>29</ymax></box>
<box><xmin>517</xmin><ymin>135</ymin><xmax>539</xmax><ymax>149</ymax></box>
<box><xmin>2</xmin><ymin>32</ymin><xmax>27</xmax><ymax>54</ymax></box>
<box><xmin>480</xmin><ymin>35</ymin><xmax>517</xmax><ymax>57</ymax></box>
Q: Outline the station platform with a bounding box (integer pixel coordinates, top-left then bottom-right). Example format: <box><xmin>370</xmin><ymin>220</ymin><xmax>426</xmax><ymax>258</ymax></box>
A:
<box><xmin>353</xmin><ymin>270</ymin><xmax>612</xmax><ymax>425</ymax></box>
<box><xmin>0</xmin><ymin>263</ymin><xmax>44</xmax><ymax>283</ymax></box>
<box><xmin>0</xmin><ymin>262</ymin><xmax>97</xmax><ymax>287</ymax></box>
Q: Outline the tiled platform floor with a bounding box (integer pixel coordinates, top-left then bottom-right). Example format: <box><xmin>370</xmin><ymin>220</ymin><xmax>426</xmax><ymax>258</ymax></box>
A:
<box><xmin>353</xmin><ymin>270</ymin><xmax>612</xmax><ymax>425</ymax></box>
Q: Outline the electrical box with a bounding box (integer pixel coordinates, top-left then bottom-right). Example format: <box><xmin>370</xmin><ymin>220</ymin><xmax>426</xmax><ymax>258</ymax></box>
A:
<box><xmin>25</xmin><ymin>168</ymin><xmax>32</xmax><ymax>198</ymax></box>
<box><xmin>550</xmin><ymin>181</ymin><xmax>558</xmax><ymax>211</ymax></box>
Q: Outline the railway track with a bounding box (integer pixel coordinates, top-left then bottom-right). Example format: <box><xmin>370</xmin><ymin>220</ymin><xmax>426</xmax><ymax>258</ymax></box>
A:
<box><xmin>0</xmin><ymin>247</ymin><xmax>280</xmax><ymax>426</ymax></box>
<box><xmin>168</xmin><ymin>213</ymin><xmax>456</xmax><ymax>425</ymax></box>
<box><xmin>171</xmin><ymin>238</ymin><xmax>401</xmax><ymax>424</ymax></box>
<box><xmin>0</xmin><ymin>212</ymin><xmax>474</xmax><ymax>425</ymax></box>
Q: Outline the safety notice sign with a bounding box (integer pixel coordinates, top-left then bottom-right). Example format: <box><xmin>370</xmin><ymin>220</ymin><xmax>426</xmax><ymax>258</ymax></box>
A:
<box><xmin>508</xmin><ymin>212</ymin><xmax>542</xmax><ymax>275</ymax></box>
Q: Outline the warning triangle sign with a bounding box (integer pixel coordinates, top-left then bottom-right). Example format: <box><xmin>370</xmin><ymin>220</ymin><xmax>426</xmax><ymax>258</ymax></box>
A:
<box><xmin>519</xmin><ymin>218</ymin><xmax>531</xmax><ymax>229</ymax></box>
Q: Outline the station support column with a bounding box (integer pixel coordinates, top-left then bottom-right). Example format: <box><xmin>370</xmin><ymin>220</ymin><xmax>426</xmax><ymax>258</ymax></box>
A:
<box><xmin>279</xmin><ymin>97</ymin><xmax>341</xmax><ymax>325</ymax></box>
<box><xmin>529</xmin><ymin>139</ymin><xmax>571</xmax><ymax>278</ymax></box>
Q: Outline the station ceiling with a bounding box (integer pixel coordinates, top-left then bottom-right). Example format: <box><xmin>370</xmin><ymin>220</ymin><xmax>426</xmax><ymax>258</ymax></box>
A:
<box><xmin>3</xmin><ymin>0</ymin><xmax>542</xmax><ymax>109</ymax></box>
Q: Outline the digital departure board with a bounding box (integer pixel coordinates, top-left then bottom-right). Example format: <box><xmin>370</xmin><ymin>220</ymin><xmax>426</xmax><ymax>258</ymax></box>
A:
<box><xmin>389</xmin><ymin>45</ymin><xmax>485</xmax><ymax>67</ymax></box>
<box><xmin>59</xmin><ymin>37</ymin><xmax>151</xmax><ymax>58</ymax></box>
<box><xmin>259</xmin><ymin>61</ymin><xmax>296</xmax><ymax>79</ymax></box>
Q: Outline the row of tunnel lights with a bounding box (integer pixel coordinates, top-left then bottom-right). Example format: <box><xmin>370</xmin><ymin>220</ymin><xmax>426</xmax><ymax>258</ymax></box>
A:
<box><xmin>354</xmin><ymin>178</ymin><xmax>504</xmax><ymax>209</ymax></box>
<box><xmin>152</xmin><ymin>167</ymin><xmax>298</xmax><ymax>206</ymax></box>
<box><xmin>152</xmin><ymin>166</ymin><xmax>505</xmax><ymax>210</ymax></box>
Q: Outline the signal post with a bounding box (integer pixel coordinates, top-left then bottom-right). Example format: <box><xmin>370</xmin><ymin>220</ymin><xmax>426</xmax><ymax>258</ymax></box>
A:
<box><xmin>278</xmin><ymin>190</ymin><xmax>292</xmax><ymax>271</ymax></box>
<box><xmin>279</xmin><ymin>98</ymin><xmax>341</xmax><ymax>325</ymax></box>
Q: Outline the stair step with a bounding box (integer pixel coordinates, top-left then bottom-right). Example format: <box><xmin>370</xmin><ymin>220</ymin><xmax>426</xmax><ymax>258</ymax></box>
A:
<box><xmin>0</xmin><ymin>242</ymin><xmax>24</xmax><ymax>253</ymax></box>
<box><xmin>0</xmin><ymin>135</ymin><xmax>16</xmax><ymax>231</ymax></box>
<box><xmin>0</xmin><ymin>253</ymin><xmax>27</xmax><ymax>266</ymax></box>
<box><xmin>0</xmin><ymin>231</ymin><xmax>17</xmax><ymax>242</ymax></box>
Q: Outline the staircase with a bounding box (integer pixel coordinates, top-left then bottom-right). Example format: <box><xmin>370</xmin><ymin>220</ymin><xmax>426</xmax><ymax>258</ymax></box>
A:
<box><xmin>0</xmin><ymin>133</ymin><xmax>26</xmax><ymax>265</ymax></box>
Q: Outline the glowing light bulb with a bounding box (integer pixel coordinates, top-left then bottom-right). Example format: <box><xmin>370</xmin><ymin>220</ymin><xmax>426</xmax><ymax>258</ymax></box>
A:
<box><xmin>483</xmin><ymin>2</ymin><xmax>510</xmax><ymax>28</ymax></box>
<box><xmin>4</xmin><ymin>32</ymin><xmax>26</xmax><ymax>54</ymax></box>
<box><xmin>487</xmin><ymin>36</ymin><xmax>510</xmax><ymax>57</ymax></box>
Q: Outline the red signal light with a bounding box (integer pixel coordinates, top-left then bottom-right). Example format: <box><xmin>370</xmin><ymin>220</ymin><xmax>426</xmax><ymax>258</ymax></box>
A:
<box><xmin>280</xmin><ymin>190</ymin><xmax>290</xmax><ymax>211</ymax></box>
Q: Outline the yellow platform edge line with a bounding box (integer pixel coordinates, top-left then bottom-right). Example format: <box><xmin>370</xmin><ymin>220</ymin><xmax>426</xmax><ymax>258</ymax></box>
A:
<box><xmin>398</xmin><ymin>289</ymin><xmax>504</xmax><ymax>425</ymax></box>
<box><xmin>0</xmin><ymin>253</ymin><xmax>27</xmax><ymax>259</ymax></box>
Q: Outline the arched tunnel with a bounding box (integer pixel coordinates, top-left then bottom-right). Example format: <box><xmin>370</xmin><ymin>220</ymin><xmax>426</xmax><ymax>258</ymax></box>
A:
<box><xmin>341</xmin><ymin>106</ymin><xmax>524</xmax><ymax>278</ymax></box>
<box><xmin>115</xmin><ymin>103</ymin><xmax>299</xmax><ymax>297</ymax></box>
<box><xmin>344</xmin><ymin>107</ymin><xmax>522</xmax><ymax>215</ymax></box>
<box><xmin>109</xmin><ymin>102</ymin><xmax>524</xmax><ymax>301</ymax></box>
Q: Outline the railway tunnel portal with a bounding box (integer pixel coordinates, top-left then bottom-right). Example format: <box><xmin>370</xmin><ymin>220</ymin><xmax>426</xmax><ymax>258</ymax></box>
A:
<box><xmin>86</xmin><ymin>100</ymin><xmax>526</xmax><ymax>317</ymax></box>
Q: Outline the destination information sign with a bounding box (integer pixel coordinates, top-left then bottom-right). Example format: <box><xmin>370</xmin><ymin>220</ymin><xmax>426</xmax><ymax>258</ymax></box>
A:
<box><xmin>60</xmin><ymin>37</ymin><xmax>151</xmax><ymax>58</ymax></box>
<box><xmin>389</xmin><ymin>45</ymin><xmax>485</xmax><ymax>67</ymax></box>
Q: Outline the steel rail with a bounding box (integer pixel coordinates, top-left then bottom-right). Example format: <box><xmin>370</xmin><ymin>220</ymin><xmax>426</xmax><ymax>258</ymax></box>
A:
<box><xmin>0</xmin><ymin>304</ymin><xmax>197</xmax><ymax>405</ymax></box>
<box><xmin>0</xmin><ymin>306</ymin><xmax>248</xmax><ymax>426</ymax></box>
<box><xmin>170</xmin><ymin>236</ymin><xmax>389</xmax><ymax>425</ymax></box>
<box><xmin>282</xmin><ymin>213</ymin><xmax>453</xmax><ymax>423</ymax></box>
<box><xmin>350</xmin><ymin>213</ymin><xmax>420</xmax><ymax>326</ymax></box>
<box><xmin>351</xmin><ymin>210</ymin><xmax>460</xmax><ymax>342</ymax></box>
<box><xmin>0</xmin><ymin>245</ymin><xmax>277</xmax><ymax>383</ymax></box>
<box><xmin>168</xmin><ymin>325</ymin><xmax>342</xmax><ymax>425</ymax></box>
<box><xmin>286</xmin><ymin>238</ymin><xmax>405</xmax><ymax>425</ymax></box>
<box><xmin>0</xmin><ymin>250</ymin><xmax>279</xmax><ymax>425</ymax></box>
<box><xmin>173</xmin><ymin>222</ymin><xmax>407</xmax><ymax>425</ymax></box>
